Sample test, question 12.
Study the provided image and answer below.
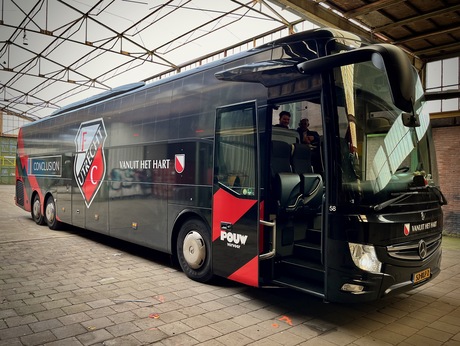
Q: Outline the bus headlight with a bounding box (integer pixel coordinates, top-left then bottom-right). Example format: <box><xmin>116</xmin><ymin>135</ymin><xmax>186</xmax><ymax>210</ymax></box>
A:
<box><xmin>348</xmin><ymin>243</ymin><xmax>382</xmax><ymax>273</ymax></box>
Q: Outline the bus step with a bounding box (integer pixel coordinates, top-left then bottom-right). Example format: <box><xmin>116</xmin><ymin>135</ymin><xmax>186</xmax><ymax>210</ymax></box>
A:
<box><xmin>278</xmin><ymin>257</ymin><xmax>325</xmax><ymax>282</ymax></box>
<box><xmin>294</xmin><ymin>241</ymin><xmax>322</xmax><ymax>261</ymax></box>
<box><xmin>271</xmin><ymin>276</ymin><xmax>325</xmax><ymax>299</ymax></box>
<box><xmin>305</xmin><ymin>228</ymin><xmax>321</xmax><ymax>244</ymax></box>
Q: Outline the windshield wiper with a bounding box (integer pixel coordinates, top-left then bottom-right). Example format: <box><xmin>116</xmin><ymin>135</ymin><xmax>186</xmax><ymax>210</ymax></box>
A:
<box><xmin>373</xmin><ymin>191</ymin><xmax>420</xmax><ymax>211</ymax></box>
<box><xmin>372</xmin><ymin>185</ymin><xmax>447</xmax><ymax>211</ymax></box>
<box><xmin>427</xmin><ymin>185</ymin><xmax>448</xmax><ymax>206</ymax></box>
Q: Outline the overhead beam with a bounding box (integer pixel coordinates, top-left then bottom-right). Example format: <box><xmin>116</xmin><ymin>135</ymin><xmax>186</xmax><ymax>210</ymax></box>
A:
<box><xmin>272</xmin><ymin>0</ymin><xmax>424</xmax><ymax>69</ymax></box>
<box><xmin>374</xmin><ymin>4</ymin><xmax>460</xmax><ymax>32</ymax></box>
<box><xmin>413</xmin><ymin>42</ymin><xmax>460</xmax><ymax>59</ymax></box>
<box><xmin>344</xmin><ymin>0</ymin><xmax>405</xmax><ymax>19</ymax></box>
<box><xmin>395</xmin><ymin>26</ymin><xmax>460</xmax><ymax>45</ymax></box>
<box><xmin>270</xmin><ymin>0</ymin><xmax>372</xmax><ymax>39</ymax></box>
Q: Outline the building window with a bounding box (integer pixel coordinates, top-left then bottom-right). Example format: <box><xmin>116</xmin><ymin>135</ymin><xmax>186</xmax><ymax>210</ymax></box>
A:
<box><xmin>1</xmin><ymin>113</ymin><xmax>31</xmax><ymax>136</ymax></box>
<box><xmin>425</xmin><ymin>57</ymin><xmax>460</xmax><ymax>114</ymax></box>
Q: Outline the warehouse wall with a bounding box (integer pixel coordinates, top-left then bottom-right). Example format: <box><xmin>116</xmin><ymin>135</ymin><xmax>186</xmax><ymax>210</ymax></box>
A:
<box><xmin>0</xmin><ymin>136</ymin><xmax>16</xmax><ymax>185</ymax></box>
<box><xmin>433</xmin><ymin>124</ymin><xmax>460</xmax><ymax>235</ymax></box>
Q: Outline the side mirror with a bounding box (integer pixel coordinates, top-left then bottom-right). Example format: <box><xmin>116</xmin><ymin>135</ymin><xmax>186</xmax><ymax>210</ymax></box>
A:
<box><xmin>402</xmin><ymin>112</ymin><xmax>420</xmax><ymax>128</ymax></box>
<box><xmin>297</xmin><ymin>44</ymin><xmax>417</xmax><ymax>113</ymax></box>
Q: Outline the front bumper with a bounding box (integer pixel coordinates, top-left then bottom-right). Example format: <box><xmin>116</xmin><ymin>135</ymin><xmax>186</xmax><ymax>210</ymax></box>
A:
<box><xmin>325</xmin><ymin>246</ymin><xmax>442</xmax><ymax>303</ymax></box>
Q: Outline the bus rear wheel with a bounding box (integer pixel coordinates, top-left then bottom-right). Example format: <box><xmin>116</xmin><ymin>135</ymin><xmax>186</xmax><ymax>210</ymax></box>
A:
<box><xmin>176</xmin><ymin>219</ymin><xmax>213</xmax><ymax>283</ymax></box>
<box><xmin>45</xmin><ymin>196</ymin><xmax>61</xmax><ymax>230</ymax></box>
<box><xmin>31</xmin><ymin>194</ymin><xmax>45</xmax><ymax>225</ymax></box>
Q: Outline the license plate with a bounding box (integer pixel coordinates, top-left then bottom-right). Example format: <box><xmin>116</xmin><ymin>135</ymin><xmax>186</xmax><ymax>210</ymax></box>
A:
<box><xmin>413</xmin><ymin>268</ymin><xmax>430</xmax><ymax>284</ymax></box>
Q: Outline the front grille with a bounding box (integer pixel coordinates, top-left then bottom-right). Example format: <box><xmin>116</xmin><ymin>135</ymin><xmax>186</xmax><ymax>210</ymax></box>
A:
<box><xmin>386</xmin><ymin>234</ymin><xmax>441</xmax><ymax>260</ymax></box>
<box><xmin>16</xmin><ymin>180</ymin><xmax>24</xmax><ymax>206</ymax></box>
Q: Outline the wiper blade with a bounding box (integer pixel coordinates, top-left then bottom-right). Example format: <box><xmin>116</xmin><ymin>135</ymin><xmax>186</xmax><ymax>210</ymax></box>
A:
<box><xmin>372</xmin><ymin>186</ymin><xmax>446</xmax><ymax>211</ymax></box>
<box><xmin>373</xmin><ymin>191</ymin><xmax>419</xmax><ymax>211</ymax></box>
<box><xmin>427</xmin><ymin>185</ymin><xmax>448</xmax><ymax>206</ymax></box>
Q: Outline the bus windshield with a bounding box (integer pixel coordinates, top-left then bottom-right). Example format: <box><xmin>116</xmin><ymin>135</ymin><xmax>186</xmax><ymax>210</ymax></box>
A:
<box><xmin>335</xmin><ymin>59</ymin><xmax>436</xmax><ymax>205</ymax></box>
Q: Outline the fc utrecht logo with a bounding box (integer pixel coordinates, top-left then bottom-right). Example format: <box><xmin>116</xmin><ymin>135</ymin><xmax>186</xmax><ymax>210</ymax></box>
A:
<box><xmin>175</xmin><ymin>154</ymin><xmax>185</xmax><ymax>174</ymax></box>
<box><xmin>404</xmin><ymin>223</ymin><xmax>410</xmax><ymax>236</ymax></box>
<box><xmin>74</xmin><ymin>118</ymin><xmax>107</xmax><ymax>208</ymax></box>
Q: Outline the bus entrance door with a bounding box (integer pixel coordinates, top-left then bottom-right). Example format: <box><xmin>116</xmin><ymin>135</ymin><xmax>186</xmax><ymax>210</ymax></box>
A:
<box><xmin>212</xmin><ymin>102</ymin><xmax>261</xmax><ymax>287</ymax></box>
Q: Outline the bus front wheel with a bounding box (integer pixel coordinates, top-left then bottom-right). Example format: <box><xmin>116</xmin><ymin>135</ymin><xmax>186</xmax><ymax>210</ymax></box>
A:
<box><xmin>45</xmin><ymin>196</ymin><xmax>61</xmax><ymax>230</ymax></box>
<box><xmin>176</xmin><ymin>219</ymin><xmax>213</xmax><ymax>283</ymax></box>
<box><xmin>31</xmin><ymin>194</ymin><xmax>45</xmax><ymax>225</ymax></box>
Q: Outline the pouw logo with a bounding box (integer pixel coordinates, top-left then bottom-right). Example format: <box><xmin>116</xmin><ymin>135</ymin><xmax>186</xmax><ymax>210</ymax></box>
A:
<box><xmin>74</xmin><ymin>118</ymin><xmax>107</xmax><ymax>208</ymax></box>
<box><xmin>220</xmin><ymin>231</ymin><xmax>248</xmax><ymax>249</ymax></box>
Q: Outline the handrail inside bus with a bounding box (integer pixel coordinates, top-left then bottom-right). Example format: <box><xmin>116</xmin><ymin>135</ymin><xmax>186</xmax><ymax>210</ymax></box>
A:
<box><xmin>259</xmin><ymin>219</ymin><xmax>276</xmax><ymax>260</ymax></box>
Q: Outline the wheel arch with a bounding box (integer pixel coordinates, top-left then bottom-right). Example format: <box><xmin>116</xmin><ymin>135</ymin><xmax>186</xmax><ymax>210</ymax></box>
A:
<box><xmin>31</xmin><ymin>189</ymin><xmax>43</xmax><ymax>213</ymax></box>
<box><xmin>44</xmin><ymin>191</ymin><xmax>54</xmax><ymax>205</ymax></box>
<box><xmin>170</xmin><ymin>210</ymin><xmax>211</xmax><ymax>261</ymax></box>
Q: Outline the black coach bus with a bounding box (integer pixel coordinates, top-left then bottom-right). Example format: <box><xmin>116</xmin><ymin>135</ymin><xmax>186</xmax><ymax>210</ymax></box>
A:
<box><xmin>16</xmin><ymin>28</ymin><xmax>446</xmax><ymax>303</ymax></box>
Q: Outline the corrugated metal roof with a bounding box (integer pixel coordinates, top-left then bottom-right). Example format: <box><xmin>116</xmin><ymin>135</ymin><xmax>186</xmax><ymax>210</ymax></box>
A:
<box><xmin>276</xmin><ymin>0</ymin><xmax>460</xmax><ymax>64</ymax></box>
<box><xmin>2</xmin><ymin>0</ymin><xmax>458</xmax><ymax>122</ymax></box>
<box><xmin>0</xmin><ymin>0</ymin><xmax>305</xmax><ymax>121</ymax></box>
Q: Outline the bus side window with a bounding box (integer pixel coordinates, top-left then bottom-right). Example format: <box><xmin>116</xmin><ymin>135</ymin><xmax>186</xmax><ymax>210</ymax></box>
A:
<box><xmin>215</xmin><ymin>103</ymin><xmax>257</xmax><ymax>197</ymax></box>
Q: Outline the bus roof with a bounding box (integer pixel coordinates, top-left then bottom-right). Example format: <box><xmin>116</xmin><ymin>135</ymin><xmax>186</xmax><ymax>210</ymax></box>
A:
<box><xmin>47</xmin><ymin>28</ymin><xmax>366</xmax><ymax>119</ymax></box>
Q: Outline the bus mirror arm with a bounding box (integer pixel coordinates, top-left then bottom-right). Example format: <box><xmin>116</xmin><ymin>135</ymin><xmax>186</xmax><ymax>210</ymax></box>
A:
<box><xmin>402</xmin><ymin>112</ymin><xmax>420</xmax><ymax>128</ymax></box>
<box><xmin>296</xmin><ymin>44</ymin><xmax>416</xmax><ymax>113</ymax></box>
<box><xmin>259</xmin><ymin>219</ymin><xmax>276</xmax><ymax>260</ymax></box>
<box><xmin>402</xmin><ymin>99</ymin><xmax>420</xmax><ymax>128</ymax></box>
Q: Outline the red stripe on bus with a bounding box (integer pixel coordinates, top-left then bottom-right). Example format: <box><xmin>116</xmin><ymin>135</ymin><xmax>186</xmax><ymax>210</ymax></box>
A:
<box><xmin>16</xmin><ymin>128</ymin><xmax>43</xmax><ymax>212</ymax></box>
<box><xmin>227</xmin><ymin>256</ymin><xmax>258</xmax><ymax>287</ymax></box>
<box><xmin>212</xmin><ymin>188</ymin><xmax>256</xmax><ymax>241</ymax></box>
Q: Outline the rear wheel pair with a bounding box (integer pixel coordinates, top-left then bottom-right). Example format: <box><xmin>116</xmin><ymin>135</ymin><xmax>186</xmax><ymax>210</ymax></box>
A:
<box><xmin>31</xmin><ymin>194</ymin><xmax>45</xmax><ymax>225</ymax></box>
<box><xmin>31</xmin><ymin>194</ymin><xmax>60</xmax><ymax>230</ymax></box>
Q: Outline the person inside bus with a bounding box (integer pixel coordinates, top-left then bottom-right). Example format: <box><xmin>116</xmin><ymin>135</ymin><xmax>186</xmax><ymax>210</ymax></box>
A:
<box><xmin>297</xmin><ymin>117</ymin><xmax>323</xmax><ymax>174</ymax></box>
<box><xmin>274</xmin><ymin>111</ymin><xmax>291</xmax><ymax>128</ymax></box>
<box><xmin>297</xmin><ymin>118</ymin><xmax>320</xmax><ymax>147</ymax></box>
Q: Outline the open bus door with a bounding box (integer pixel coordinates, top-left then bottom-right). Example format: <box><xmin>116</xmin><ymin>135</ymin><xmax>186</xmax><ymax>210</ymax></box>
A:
<box><xmin>214</xmin><ymin>62</ymin><xmax>328</xmax><ymax>294</ymax></box>
<box><xmin>212</xmin><ymin>101</ymin><xmax>267</xmax><ymax>287</ymax></box>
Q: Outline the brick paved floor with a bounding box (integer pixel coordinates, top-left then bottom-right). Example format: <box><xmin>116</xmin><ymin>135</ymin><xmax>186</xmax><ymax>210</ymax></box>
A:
<box><xmin>1</xmin><ymin>185</ymin><xmax>460</xmax><ymax>345</ymax></box>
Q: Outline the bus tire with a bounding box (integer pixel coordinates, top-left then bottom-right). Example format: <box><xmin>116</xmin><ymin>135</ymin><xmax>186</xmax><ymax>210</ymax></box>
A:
<box><xmin>176</xmin><ymin>218</ymin><xmax>213</xmax><ymax>283</ymax></box>
<box><xmin>31</xmin><ymin>194</ymin><xmax>45</xmax><ymax>225</ymax></box>
<box><xmin>45</xmin><ymin>196</ymin><xmax>61</xmax><ymax>230</ymax></box>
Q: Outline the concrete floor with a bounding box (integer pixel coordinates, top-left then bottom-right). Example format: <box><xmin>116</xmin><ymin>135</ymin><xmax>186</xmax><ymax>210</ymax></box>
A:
<box><xmin>1</xmin><ymin>184</ymin><xmax>460</xmax><ymax>346</ymax></box>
